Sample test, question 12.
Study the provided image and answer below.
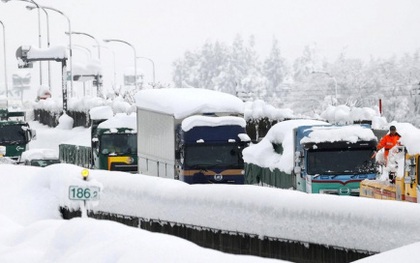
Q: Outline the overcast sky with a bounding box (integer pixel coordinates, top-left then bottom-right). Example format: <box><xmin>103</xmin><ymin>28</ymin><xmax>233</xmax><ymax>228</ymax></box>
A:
<box><xmin>1</xmin><ymin>0</ymin><xmax>419</xmax><ymax>95</ymax></box>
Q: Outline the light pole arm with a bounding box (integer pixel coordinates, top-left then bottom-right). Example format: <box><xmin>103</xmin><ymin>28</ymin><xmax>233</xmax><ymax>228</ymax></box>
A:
<box><xmin>104</xmin><ymin>38</ymin><xmax>137</xmax><ymax>88</ymax></box>
<box><xmin>68</xmin><ymin>31</ymin><xmax>100</xmax><ymax>59</ymax></box>
<box><xmin>137</xmin><ymin>56</ymin><xmax>155</xmax><ymax>83</ymax></box>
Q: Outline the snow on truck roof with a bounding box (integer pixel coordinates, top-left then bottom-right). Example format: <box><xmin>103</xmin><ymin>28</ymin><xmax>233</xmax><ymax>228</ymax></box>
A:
<box><xmin>89</xmin><ymin>106</ymin><xmax>114</xmax><ymax>120</ymax></box>
<box><xmin>134</xmin><ymin>88</ymin><xmax>244</xmax><ymax>119</ymax></box>
<box><xmin>181</xmin><ymin>115</ymin><xmax>246</xmax><ymax>132</ymax></box>
<box><xmin>300</xmin><ymin>125</ymin><xmax>377</xmax><ymax>144</ymax></box>
<box><xmin>98</xmin><ymin>113</ymin><xmax>137</xmax><ymax>131</ymax></box>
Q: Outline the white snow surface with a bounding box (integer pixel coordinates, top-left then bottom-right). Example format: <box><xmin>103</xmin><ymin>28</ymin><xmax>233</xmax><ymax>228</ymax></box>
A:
<box><xmin>97</xmin><ymin>113</ymin><xmax>137</xmax><ymax>131</ymax></box>
<box><xmin>26</xmin><ymin>45</ymin><xmax>68</xmax><ymax>60</ymax></box>
<box><xmin>320</xmin><ymin>105</ymin><xmax>387</xmax><ymax>128</ymax></box>
<box><xmin>89</xmin><ymin>106</ymin><xmax>114</xmax><ymax>120</ymax></box>
<box><xmin>2</xmin><ymin>159</ymin><xmax>420</xmax><ymax>262</ymax></box>
<box><xmin>134</xmin><ymin>88</ymin><xmax>244</xmax><ymax>119</ymax></box>
<box><xmin>181</xmin><ymin>115</ymin><xmax>246</xmax><ymax>132</ymax></box>
<box><xmin>244</xmin><ymin>100</ymin><xmax>297</xmax><ymax>120</ymax></box>
<box><xmin>300</xmin><ymin>125</ymin><xmax>377</xmax><ymax>144</ymax></box>
<box><xmin>20</xmin><ymin>148</ymin><xmax>59</xmax><ymax>162</ymax></box>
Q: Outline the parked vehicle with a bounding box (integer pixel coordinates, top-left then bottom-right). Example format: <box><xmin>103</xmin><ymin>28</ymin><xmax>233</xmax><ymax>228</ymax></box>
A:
<box><xmin>244</xmin><ymin>119</ymin><xmax>378</xmax><ymax>195</ymax></box>
<box><xmin>21</xmin><ymin>148</ymin><xmax>60</xmax><ymax>167</ymax></box>
<box><xmin>135</xmin><ymin>88</ymin><xmax>250</xmax><ymax>184</ymax></box>
<box><xmin>59</xmin><ymin>106</ymin><xmax>137</xmax><ymax>172</ymax></box>
<box><xmin>0</xmin><ymin>97</ymin><xmax>36</xmax><ymax>160</ymax></box>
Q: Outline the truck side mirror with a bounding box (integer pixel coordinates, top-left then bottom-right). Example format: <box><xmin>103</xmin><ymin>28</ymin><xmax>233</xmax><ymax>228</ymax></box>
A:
<box><xmin>30</xmin><ymin>129</ymin><xmax>36</xmax><ymax>140</ymax></box>
<box><xmin>92</xmin><ymin>138</ymin><xmax>99</xmax><ymax>149</ymax></box>
<box><xmin>25</xmin><ymin>129</ymin><xmax>35</xmax><ymax>143</ymax></box>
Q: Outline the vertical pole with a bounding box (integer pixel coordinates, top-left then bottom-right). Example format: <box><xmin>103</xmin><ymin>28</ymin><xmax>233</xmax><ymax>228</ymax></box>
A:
<box><xmin>43</xmin><ymin>8</ymin><xmax>51</xmax><ymax>89</ymax></box>
<box><xmin>62</xmin><ymin>59</ymin><xmax>68</xmax><ymax>112</ymax></box>
<box><xmin>0</xmin><ymin>21</ymin><xmax>8</xmax><ymax>97</ymax></box>
<box><xmin>379</xmin><ymin>99</ymin><xmax>382</xmax><ymax>116</ymax></box>
<box><xmin>35</xmin><ymin>4</ymin><xmax>43</xmax><ymax>86</ymax></box>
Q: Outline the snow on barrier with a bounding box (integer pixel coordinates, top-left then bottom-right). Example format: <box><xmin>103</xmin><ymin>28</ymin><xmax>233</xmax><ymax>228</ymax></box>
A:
<box><xmin>48</xmin><ymin>164</ymin><xmax>420</xmax><ymax>262</ymax></box>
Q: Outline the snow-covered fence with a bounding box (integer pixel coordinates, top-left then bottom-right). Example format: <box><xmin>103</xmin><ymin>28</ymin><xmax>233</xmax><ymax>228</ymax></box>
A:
<box><xmin>32</xmin><ymin>96</ymin><xmax>135</xmax><ymax>128</ymax></box>
<box><xmin>33</xmin><ymin>109</ymin><xmax>60</xmax><ymax>127</ymax></box>
<box><xmin>48</xmin><ymin>164</ymin><xmax>420</xmax><ymax>262</ymax></box>
<box><xmin>34</xmin><ymin>109</ymin><xmax>90</xmax><ymax>128</ymax></box>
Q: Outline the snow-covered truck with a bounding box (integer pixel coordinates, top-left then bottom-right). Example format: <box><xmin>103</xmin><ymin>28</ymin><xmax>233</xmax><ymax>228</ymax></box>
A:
<box><xmin>134</xmin><ymin>88</ymin><xmax>250</xmax><ymax>184</ymax></box>
<box><xmin>243</xmin><ymin>119</ymin><xmax>378</xmax><ymax>195</ymax></box>
<box><xmin>59</xmin><ymin>106</ymin><xmax>137</xmax><ymax>172</ymax></box>
<box><xmin>0</xmin><ymin>97</ymin><xmax>36</xmax><ymax>160</ymax></box>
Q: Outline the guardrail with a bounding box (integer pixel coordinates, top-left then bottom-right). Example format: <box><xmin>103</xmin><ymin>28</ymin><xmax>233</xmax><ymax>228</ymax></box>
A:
<box><xmin>60</xmin><ymin>208</ymin><xmax>374</xmax><ymax>263</ymax></box>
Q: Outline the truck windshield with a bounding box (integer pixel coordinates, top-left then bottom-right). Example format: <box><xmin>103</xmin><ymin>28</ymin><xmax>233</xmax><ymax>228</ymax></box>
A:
<box><xmin>100</xmin><ymin>134</ymin><xmax>137</xmax><ymax>155</ymax></box>
<box><xmin>307</xmin><ymin>149</ymin><xmax>376</xmax><ymax>175</ymax></box>
<box><xmin>0</xmin><ymin>124</ymin><xmax>26</xmax><ymax>144</ymax></box>
<box><xmin>184</xmin><ymin>144</ymin><xmax>243</xmax><ymax>169</ymax></box>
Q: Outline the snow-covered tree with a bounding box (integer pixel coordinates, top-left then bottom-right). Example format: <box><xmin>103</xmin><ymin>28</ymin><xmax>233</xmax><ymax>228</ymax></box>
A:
<box><xmin>262</xmin><ymin>37</ymin><xmax>288</xmax><ymax>106</ymax></box>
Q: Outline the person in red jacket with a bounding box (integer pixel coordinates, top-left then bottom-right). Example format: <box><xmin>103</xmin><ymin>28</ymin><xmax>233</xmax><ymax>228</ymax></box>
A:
<box><xmin>377</xmin><ymin>125</ymin><xmax>401</xmax><ymax>159</ymax></box>
<box><xmin>372</xmin><ymin>125</ymin><xmax>401</xmax><ymax>167</ymax></box>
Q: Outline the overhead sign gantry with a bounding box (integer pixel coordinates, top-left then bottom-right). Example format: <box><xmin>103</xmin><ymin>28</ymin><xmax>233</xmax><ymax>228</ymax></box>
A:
<box><xmin>15</xmin><ymin>45</ymin><xmax>69</xmax><ymax>112</ymax></box>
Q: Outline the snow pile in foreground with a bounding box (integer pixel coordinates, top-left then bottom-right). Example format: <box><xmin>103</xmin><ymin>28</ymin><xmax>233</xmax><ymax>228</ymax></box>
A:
<box><xmin>3</xmin><ymin>164</ymin><xmax>420</xmax><ymax>254</ymax></box>
<box><xmin>0</xmin><ymin>164</ymin><xmax>281</xmax><ymax>263</ymax></box>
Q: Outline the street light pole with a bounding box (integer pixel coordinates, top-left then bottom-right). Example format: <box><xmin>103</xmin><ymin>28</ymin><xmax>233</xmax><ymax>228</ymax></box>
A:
<box><xmin>103</xmin><ymin>38</ymin><xmax>137</xmax><ymax>89</ymax></box>
<box><xmin>67</xmin><ymin>31</ymin><xmax>100</xmax><ymax>59</ymax></box>
<box><xmin>137</xmin><ymin>56</ymin><xmax>155</xmax><ymax>84</ymax></box>
<box><xmin>2</xmin><ymin>0</ymin><xmax>43</xmax><ymax>86</ymax></box>
<box><xmin>27</xmin><ymin>4</ymin><xmax>74</xmax><ymax>96</ymax></box>
<box><xmin>312</xmin><ymin>71</ymin><xmax>338</xmax><ymax>105</ymax></box>
<box><xmin>0</xmin><ymin>20</ymin><xmax>8</xmax><ymax>96</ymax></box>
<box><xmin>26</xmin><ymin>5</ymin><xmax>51</xmax><ymax>88</ymax></box>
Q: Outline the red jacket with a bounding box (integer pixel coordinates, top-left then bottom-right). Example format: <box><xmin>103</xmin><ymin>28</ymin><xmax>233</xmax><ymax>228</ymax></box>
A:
<box><xmin>377</xmin><ymin>133</ymin><xmax>401</xmax><ymax>152</ymax></box>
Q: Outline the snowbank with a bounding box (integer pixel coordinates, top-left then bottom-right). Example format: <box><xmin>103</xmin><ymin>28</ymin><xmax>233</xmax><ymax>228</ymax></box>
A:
<box><xmin>244</xmin><ymin>100</ymin><xmax>297</xmax><ymax>121</ymax></box>
<box><xmin>2</xmin><ymin>163</ymin><xmax>420</xmax><ymax>254</ymax></box>
<box><xmin>320</xmin><ymin>105</ymin><xmax>387</xmax><ymax>129</ymax></box>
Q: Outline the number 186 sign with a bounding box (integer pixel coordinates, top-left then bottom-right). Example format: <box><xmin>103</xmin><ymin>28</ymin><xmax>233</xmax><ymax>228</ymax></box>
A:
<box><xmin>69</xmin><ymin>185</ymin><xmax>101</xmax><ymax>201</ymax></box>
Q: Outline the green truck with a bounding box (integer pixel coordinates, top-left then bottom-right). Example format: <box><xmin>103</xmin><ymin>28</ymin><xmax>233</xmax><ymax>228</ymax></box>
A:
<box><xmin>0</xmin><ymin>99</ymin><xmax>36</xmax><ymax>160</ymax></box>
<box><xmin>59</xmin><ymin>106</ymin><xmax>137</xmax><ymax>172</ymax></box>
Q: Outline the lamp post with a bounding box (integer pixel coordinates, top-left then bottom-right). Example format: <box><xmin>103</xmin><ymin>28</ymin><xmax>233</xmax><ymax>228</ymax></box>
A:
<box><xmin>312</xmin><ymin>71</ymin><xmax>338</xmax><ymax>105</ymax></box>
<box><xmin>137</xmin><ymin>56</ymin><xmax>155</xmax><ymax>84</ymax></box>
<box><xmin>2</xmin><ymin>0</ymin><xmax>43</xmax><ymax>86</ymax></box>
<box><xmin>0</xmin><ymin>20</ymin><xmax>8</xmax><ymax>96</ymax></box>
<box><xmin>67</xmin><ymin>31</ymin><xmax>100</xmax><ymax>59</ymax></box>
<box><xmin>103</xmin><ymin>38</ymin><xmax>137</xmax><ymax>88</ymax></box>
<box><xmin>27</xmin><ymin>4</ymin><xmax>73</xmax><ymax>95</ymax></box>
<box><xmin>26</xmin><ymin>4</ymin><xmax>51</xmax><ymax>88</ymax></box>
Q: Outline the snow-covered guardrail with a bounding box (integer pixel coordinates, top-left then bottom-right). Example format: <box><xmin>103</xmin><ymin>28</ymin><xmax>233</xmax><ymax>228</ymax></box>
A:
<box><xmin>46</xmin><ymin>163</ymin><xmax>420</xmax><ymax>261</ymax></box>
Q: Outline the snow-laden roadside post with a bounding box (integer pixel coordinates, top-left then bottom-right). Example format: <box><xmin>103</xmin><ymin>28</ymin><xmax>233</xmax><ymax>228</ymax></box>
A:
<box><xmin>68</xmin><ymin>168</ymin><xmax>101</xmax><ymax>218</ymax></box>
<box><xmin>15</xmin><ymin>45</ymin><xmax>68</xmax><ymax>112</ymax></box>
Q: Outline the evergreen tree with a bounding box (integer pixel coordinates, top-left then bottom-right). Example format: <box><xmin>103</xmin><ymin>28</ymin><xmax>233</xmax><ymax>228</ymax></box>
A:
<box><xmin>262</xmin><ymin>37</ymin><xmax>288</xmax><ymax>106</ymax></box>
